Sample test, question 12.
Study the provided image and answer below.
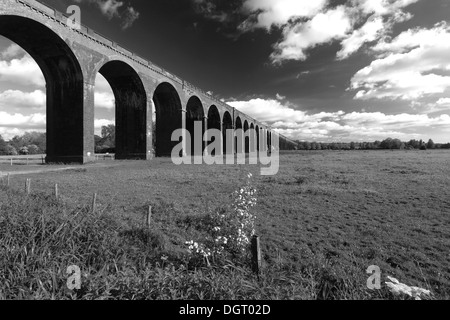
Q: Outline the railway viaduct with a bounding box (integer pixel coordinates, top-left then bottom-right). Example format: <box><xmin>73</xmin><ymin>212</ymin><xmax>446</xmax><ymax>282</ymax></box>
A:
<box><xmin>0</xmin><ymin>0</ymin><xmax>297</xmax><ymax>163</ymax></box>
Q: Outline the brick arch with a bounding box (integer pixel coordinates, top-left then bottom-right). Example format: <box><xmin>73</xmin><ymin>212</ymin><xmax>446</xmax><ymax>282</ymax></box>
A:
<box><xmin>0</xmin><ymin>14</ymin><xmax>85</xmax><ymax>163</ymax></box>
<box><xmin>97</xmin><ymin>60</ymin><xmax>148</xmax><ymax>159</ymax></box>
<box><xmin>186</xmin><ymin>96</ymin><xmax>205</xmax><ymax>156</ymax></box>
<box><xmin>222</xmin><ymin>111</ymin><xmax>233</xmax><ymax>154</ymax></box>
<box><xmin>244</xmin><ymin>120</ymin><xmax>249</xmax><ymax>153</ymax></box>
<box><xmin>255</xmin><ymin>125</ymin><xmax>260</xmax><ymax>151</ymax></box>
<box><xmin>235</xmin><ymin>116</ymin><xmax>243</xmax><ymax>154</ymax></box>
<box><xmin>153</xmin><ymin>82</ymin><xmax>182</xmax><ymax>157</ymax></box>
<box><xmin>207</xmin><ymin>105</ymin><xmax>221</xmax><ymax>155</ymax></box>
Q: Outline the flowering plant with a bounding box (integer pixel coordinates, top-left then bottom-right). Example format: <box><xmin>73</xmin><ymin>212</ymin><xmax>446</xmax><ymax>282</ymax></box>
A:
<box><xmin>186</xmin><ymin>173</ymin><xmax>257</xmax><ymax>265</ymax></box>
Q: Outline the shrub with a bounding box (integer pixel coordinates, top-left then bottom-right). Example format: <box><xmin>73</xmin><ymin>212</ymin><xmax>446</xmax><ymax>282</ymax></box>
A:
<box><xmin>2</xmin><ymin>144</ymin><xmax>18</xmax><ymax>156</ymax></box>
<box><xmin>27</xmin><ymin>144</ymin><xmax>40</xmax><ymax>155</ymax></box>
<box><xmin>185</xmin><ymin>173</ymin><xmax>257</xmax><ymax>266</ymax></box>
<box><xmin>18</xmin><ymin>146</ymin><xmax>29</xmax><ymax>155</ymax></box>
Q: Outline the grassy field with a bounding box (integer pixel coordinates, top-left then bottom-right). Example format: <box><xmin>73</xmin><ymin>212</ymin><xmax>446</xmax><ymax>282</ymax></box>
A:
<box><xmin>1</xmin><ymin>150</ymin><xmax>449</xmax><ymax>299</ymax></box>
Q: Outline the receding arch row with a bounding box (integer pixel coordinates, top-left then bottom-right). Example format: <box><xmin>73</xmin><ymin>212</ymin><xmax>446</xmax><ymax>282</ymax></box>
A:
<box><xmin>151</xmin><ymin>84</ymin><xmax>273</xmax><ymax>157</ymax></box>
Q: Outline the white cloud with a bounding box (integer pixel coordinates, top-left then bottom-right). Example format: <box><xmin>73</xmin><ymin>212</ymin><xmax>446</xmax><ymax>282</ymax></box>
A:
<box><xmin>229</xmin><ymin>98</ymin><xmax>345</xmax><ymax>126</ymax></box>
<box><xmin>436</xmin><ymin>98</ymin><xmax>450</xmax><ymax>106</ymax></box>
<box><xmin>341</xmin><ymin>111</ymin><xmax>450</xmax><ymax>128</ymax></box>
<box><xmin>0</xmin><ymin>127</ymin><xmax>26</xmax><ymax>140</ymax></box>
<box><xmin>0</xmin><ymin>111</ymin><xmax>45</xmax><ymax>128</ymax></box>
<box><xmin>229</xmin><ymin>98</ymin><xmax>307</xmax><ymax>123</ymax></box>
<box><xmin>241</xmin><ymin>0</ymin><xmax>328</xmax><ymax>30</ymax></box>
<box><xmin>1</xmin><ymin>44</ymin><xmax>24</xmax><ymax>59</ymax></box>
<box><xmin>417</xmin><ymin>97</ymin><xmax>450</xmax><ymax>114</ymax></box>
<box><xmin>95</xmin><ymin>73</ymin><xmax>111</xmax><ymax>92</ymax></box>
<box><xmin>95</xmin><ymin>118</ymin><xmax>114</xmax><ymax>128</ymax></box>
<box><xmin>355</xmin><ymin>0</ymin><xmax>419</xmax><ymax>16</ymax></box>
<box><xmin>350</xmin><ymin>22</ymin><xmax>450</xmax><ymax>100</ymax></box>
<box><xmin>99</xmin><ymin>0</ymin><xmax>123</xmax><ymax>19</ymax></box>
<box><xmin>228</xmin><ymin>98</ymin><xmax>450</xmax><ymax>142</ymax></box>
<box><xmin>73</xmin><ymin>0</ymin><xmax>139</xmax><ymax>29</ymax></box>
<box><xmin>94</xmin><ymin>74</ymin><xmax>114</xmax><ymax>109</ymax></box>
<box><xmin>336</xmin><ymin>15</ymin><xmax>384</xmax><ymax>60</ymax></box>
<box><xmin>95</xmin><ymin>92</ymin><xmax>115</xmax><ymax>109</ymax></box>
<box><xmin>372</xmin><ymin>21</ymin><xmax>450</xmax><ymax>54</ymax></box>
<box><xmin>0</xmin><ymin>55</ymin><xmax>45</xmax><ymax>87</ymax></box>
<box><xmin>271</xmin><ymin>6</ymin><xmax>352</xmax><ymax>63</ymax></box>
<box><xmin>238</xmin><ymin>0</ymin><xmax>419</xmax><ymax>63</ymax></box>
<box><xmin>276</xmin><ymin>93</ymin><xmax>285</xmax><ymax>100</ymax></box>
<box><xmin>121</xmin><ymin>7</ymin><xmax>140</xmax><ymax>30</ymax></box>
<box><xmin>74</xmin><ymin>0</ymin><xmax>123</xmax><ymax>18</ymax></box>
<box><xmin>0</xmin><ymin>90</ymin><xmax>45</xmax><ymax>111</ymax></box>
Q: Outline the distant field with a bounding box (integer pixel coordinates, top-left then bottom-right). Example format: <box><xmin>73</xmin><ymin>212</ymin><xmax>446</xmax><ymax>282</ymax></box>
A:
<box><xmin>1</xmin><ymin>149</ymin><xmax>449</xmax><ymax>299</ymax></box>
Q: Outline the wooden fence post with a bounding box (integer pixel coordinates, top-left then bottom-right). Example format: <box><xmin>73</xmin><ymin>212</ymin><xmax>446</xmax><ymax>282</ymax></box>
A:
<box><xmin>91</xmin><ymin>193</ymin><xmax>97</xmax><ymax>213</ymax></box>
<box><xmin>147</xmin><ymin>206</ymin><xmax>152</xmax><ymax>228</ymax></box>
<box><xmin>251</xmin><ymin>235</ymin><xmax>262</xmax><ymax>275</ymax></box>
<box><xmin>7</xmin><ymin>174</ymin><xmax>10</xmax><ymax>187</ymax></box>
<box><xmin>25</xmin><ymin>178</ymin><xmax>31</xmax><ymax>195</ymax></box>
<box><xmin>55</xmin><ymin>184</ymin><xmax>59</xmax><ymax>200</ymax></box>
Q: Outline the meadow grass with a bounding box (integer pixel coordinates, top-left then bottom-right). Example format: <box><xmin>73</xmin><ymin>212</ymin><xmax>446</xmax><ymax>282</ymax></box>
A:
<box><xmin>1</xmin><ymin>150</ymin><xmax>449</xmax><ymax>299</ymax></box>
<box><xmin>0</xmin><ymin>187</ymin><xmax>318</xmax><ymax>299</ymax></box>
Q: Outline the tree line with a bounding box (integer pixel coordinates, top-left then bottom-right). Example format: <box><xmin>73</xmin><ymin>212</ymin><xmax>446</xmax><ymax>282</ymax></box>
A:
<box><xmin>295</xmin><ymin>138</ymin><xmax>450</xmax><ymax>151</ymax></box>
<box><xmin>0</xmin><ymin>126</ymin><xmax>116</xmax><ymax>156</ymax></box>
<box><xmin>2</xmin><ymin>128</ymin><xmax>449</xmax><ymax>156</ymax></box>
<box><xmin>0</xmin><ymin>132</ymin><xmax>46</xmax><ymax>155</ymax></box>
<box><xmin>0</xmin><ymin>125</ymin><xmax>139</xmax><ymax>156</ymax></box>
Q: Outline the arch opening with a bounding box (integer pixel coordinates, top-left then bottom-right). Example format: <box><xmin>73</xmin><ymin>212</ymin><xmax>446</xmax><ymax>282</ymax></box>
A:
<box><xmin>250</xmin><ymin>123</ymin><xmax>255</xmax><ymax>153</ymax></box>
<box><xmin>235</xmin><ymin>116</ymin><xmax>242</xmax><ymax>154</ymax></box>
<box><xmin>153</xmin><ymin>82</ymin><xmax>182</xmax><ymax>157</ymax></box>
<box><xmin>93</xmin><ymin>73</ymin><xmax>115</xmax><ymax>156</ymax></box>
<box><xmin>98</xmin><ymin>61</ymin><xmax>147</xmax><ymax>160</ymax></box>
<box><xmin>207</xmin><ymin>105</ymin><xmax>221</xmax><ymax>156</ymax></box>
<box><xmin>186</xmin><ymin>96</ymin><xmax>204</xmax><ymax>156</ymax></box>
<box><xmin>244</xmin><ymin>120</ymin><xmax>249</xmax><ymax>154</ymax></box>
<box><xmin>222</xmin><ymin>111</ymin><xmax>233</xmax><ymax>154</ymax></box>
<box><xmin>268</xmin><ymin>131</ymin><xmax>271</xmax><ymax>151</ymax></box>
<box><xmin>255</xmin><ymin>125</ymin><xmax>260</xmax><ymax>151</ymax></box>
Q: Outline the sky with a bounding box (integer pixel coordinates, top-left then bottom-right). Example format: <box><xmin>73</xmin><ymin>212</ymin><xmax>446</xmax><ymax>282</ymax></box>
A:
<box><xmin>1</xmin><ymin>0</ymin><xmax>450</xmax><ymax>143</ymax></box>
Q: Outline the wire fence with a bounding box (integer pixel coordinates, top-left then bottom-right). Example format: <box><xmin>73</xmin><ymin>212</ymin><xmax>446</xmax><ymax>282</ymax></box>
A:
<box><xmin>0</xmin><ymin>154</ymin><xmax>115</xmax><ymax>165</ymax></box>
